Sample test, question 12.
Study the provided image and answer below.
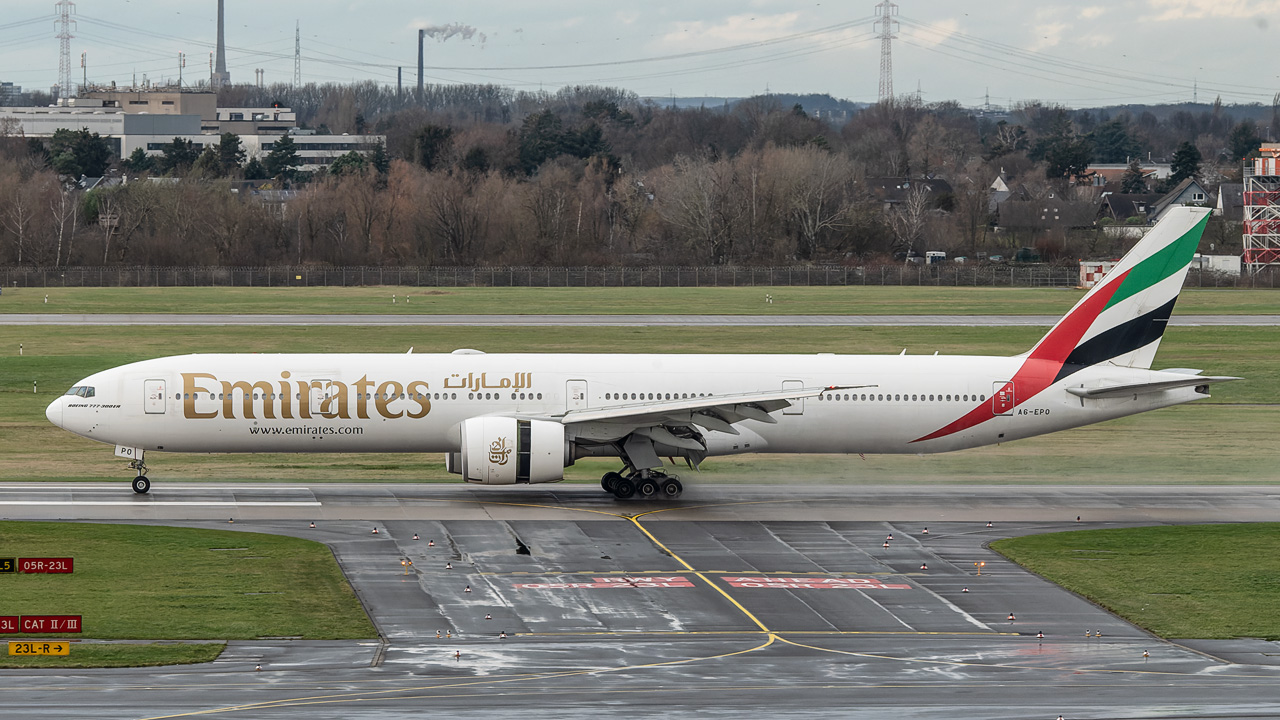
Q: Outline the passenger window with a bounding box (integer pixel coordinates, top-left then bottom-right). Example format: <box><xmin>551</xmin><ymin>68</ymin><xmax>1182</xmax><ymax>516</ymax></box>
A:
<box><xmin>536</xmin><ymin>393</ymin><xmax>543</xmax><ymax>400</ymax></box>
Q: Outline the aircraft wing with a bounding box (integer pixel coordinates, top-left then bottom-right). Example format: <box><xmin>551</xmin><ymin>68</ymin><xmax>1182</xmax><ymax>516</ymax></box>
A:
<box><xmin>1065</xmin><ymin>374</ymin><xmax>1241</xmax><ymax>399</ymax></box>
<box><xmin>554</xmin><ymin>385</ymin><xmax>871</xmax><ymax>449</ymax></box>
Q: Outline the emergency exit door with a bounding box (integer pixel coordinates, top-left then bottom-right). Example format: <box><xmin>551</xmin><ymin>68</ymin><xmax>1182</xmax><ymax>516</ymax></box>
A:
<box><xmin>782</xmin><ymin>380</ymin><xmax>804</xmax><ymax>415</ymax></box>
<box><xmin>144</xmin><ymin>379</ymin><xmax>166</xmax><ymax>414</ymax></box>
<box><xmin>991</xmin><ymin>381</ymin><xmax>1015</xmax><ymax>416</ymax></box>
<box><xmin>566</xmin><ymin>380</ymin><xmax>588</xmax><ymax>412</ymax></box>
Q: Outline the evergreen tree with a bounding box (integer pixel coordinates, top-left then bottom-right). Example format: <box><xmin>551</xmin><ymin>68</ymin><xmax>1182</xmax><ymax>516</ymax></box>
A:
<box><xmin>411</xmin><ymin>124</ymin><xmax>454</xmax><ymax>171</ymax></box>
<box><xmin>369</xmin><ymin>141</ymin><xmax>390</xmax><ymax>175</ymax></box>
<box><xmin>156</xmin><ymin>137</ymin><xmax>199</xmax><ymax>174</ymax></box>
<box><xmin>1088</xmin><ymin>118</ymin><xmax>1142</xmax><ymax>164</ymax></box>
<box><xmin>215</xmin><ymin>132</ymin><xmax>246</xmax><ymax>175</ymax></box>
<box><xmin>328</xmin><ymin>150</ymin><xmax>367</xmax><ymax>176</ymax></box>
<box><xmin>1227</xmin><ymin>120</ymin><xmax>1261</xmax><ymax>162</ymax></box>
<box><xmin>1169</xmin><ymin>141</ymin><xmax>1202</xmax><ymax>184</ymax></box>
<box><xmin>191</xmin><ymin>148</ymin><xmax>221</xmax><ymax>178</ymax></box>
<box><xmin>1120</xmin><ymin>157</ymin><xmax>1148</xmax><ymax>194</ymax></box>
<box><xmin>122</xmin><ymin>147</ymin><xmax>153</xmax><ymax>174</ymax></box>
<box><xmin>48</xmin><ymin>128</ymin><xmax>113</xmax><ymax>177</ymax></box>
<box><xmin>242</xmin><ymin>156</ymin><xmax>268</xmax><ymax>180</ymax></box>
<box><xmin>264</xmin><ymin>135</ymin><xmax>301</xmax><ymax>181</ymax></box>
<box><xmin>1029</xmin><ymin>111</ymin><xmax>1093</xmax><ymax>180</ymax></box>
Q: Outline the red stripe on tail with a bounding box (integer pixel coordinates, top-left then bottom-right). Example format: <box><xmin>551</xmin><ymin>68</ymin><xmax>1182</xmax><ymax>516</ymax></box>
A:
<box><xmin>911</xmin><ymin>271</ymin><xmax>1128</xmax><ymax>443</ymax></box>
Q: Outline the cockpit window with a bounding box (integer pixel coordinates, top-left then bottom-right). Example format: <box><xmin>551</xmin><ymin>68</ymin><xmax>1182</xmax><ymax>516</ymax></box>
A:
<box><xmin>64</xmin><ymin>386</ymin><xmax>95</xmax><ymax>398</ymax></box>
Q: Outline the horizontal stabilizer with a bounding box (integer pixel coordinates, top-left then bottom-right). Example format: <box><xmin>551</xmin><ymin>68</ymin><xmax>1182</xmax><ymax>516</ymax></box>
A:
<box><xmin>1066</xmin><ymin>375</ymin><xmax>1241</xmax><ymax>399</ymax></box>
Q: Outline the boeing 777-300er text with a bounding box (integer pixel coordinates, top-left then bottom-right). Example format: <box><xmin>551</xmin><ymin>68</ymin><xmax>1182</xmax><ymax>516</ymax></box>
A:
<box><xmin>46</xmin><ymin>207</ymin><xmax>1237</xmax><ymax>499</ymax></box>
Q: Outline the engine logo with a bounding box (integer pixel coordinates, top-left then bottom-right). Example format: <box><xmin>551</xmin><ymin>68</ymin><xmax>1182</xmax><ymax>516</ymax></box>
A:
<box><xmin>489</xmin><ymin>437</ymin><xmax>512</xmax><ymax>465</ymax></box>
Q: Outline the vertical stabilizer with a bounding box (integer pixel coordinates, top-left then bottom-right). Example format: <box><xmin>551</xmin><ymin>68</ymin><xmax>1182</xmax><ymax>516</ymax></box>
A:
<box><xmin>1034</xmin><ymin>205</ymin><xmax>1211</xmax><ymax>378</ymax></box>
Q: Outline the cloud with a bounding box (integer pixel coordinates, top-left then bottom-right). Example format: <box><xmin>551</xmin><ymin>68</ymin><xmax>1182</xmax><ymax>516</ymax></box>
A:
<box><xmin>659</xmin><ymin>12</ymin><xmax>801</xmax><ymax>46</ymax></box>
<box><xmin>1029</xmin><ymin>21</ymin><xmax>1068</xmax><ymax>51</ymax></box>
<box><xmin>911</xmin><ymin>17</ymin><xmax>959</xmax><ymax>47</ymax></box>
<box><xmin>1080</xmin><ymin>6</ymin><xmax>1107</xmax><ymax>19</ymax></box>
<box><xmin>1147</xmin><ymin>0</ymin><xmax>1280</xmax><ymax>20</ymax></box>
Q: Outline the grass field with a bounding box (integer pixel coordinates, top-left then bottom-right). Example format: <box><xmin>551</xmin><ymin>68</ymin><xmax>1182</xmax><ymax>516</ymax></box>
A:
<box><xmin>992</xmin><ymin>524</ymin><xmax>1280</xmax><ymax>640</ymax></box>
<box><xmin>1</xmin><ymin>324</ymin><xmax>1274</xmax><ymax>484</ymax></box>
<box><xmin>2</xmin><ymin>285</ymin><xmax>1279</xmax><ymax>316</ymax></box>
<box><xmin>0</xmin><ymin>522</ymin><xmax>376</xmax><ymax>668</ymax></box>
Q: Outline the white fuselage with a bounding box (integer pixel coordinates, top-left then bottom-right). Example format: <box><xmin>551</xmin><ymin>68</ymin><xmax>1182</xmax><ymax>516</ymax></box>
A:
<box><xmin>46</xmin><ymin>352</ymin><xmax>1205</xmax><ymax>460</ymax></box>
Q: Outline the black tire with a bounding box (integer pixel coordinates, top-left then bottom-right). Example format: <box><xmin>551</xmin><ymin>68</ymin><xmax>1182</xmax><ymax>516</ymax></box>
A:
<box><xmin>660</xmin><ymin>478</ymin><xmax>683</xmax><ymax>498</ymax></box>
<box><xmin>601</xmin><ymin>472</ymin><xmax>623</xmax><ymax>492</ymax></box>
<box><xmin>636</xmin><ymin>478</ymin><xmax>659</xmax><ymax>497</ymax></box>
<box><xmin>132</xmin><ymin>476</ymin><xmax>150</xmax><ymax>494</ymax></box>
<box><xmin>612</xmin><ymin>477</ymin><xmax>636</xmax><ymax>499</ymax></box>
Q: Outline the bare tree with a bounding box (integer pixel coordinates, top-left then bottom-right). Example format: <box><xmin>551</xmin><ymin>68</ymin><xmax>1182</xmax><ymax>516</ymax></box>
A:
<box><xmin>2</xmin><ymin>180</ymin><xmax>37</xmax><ymax>264</ymax></box>
<box><xmin>776</xmin><ymin>147</ymin><xmax>854</xmax><ymax>260</ymax></box>
<box><xmin>49</xmin><ymin>186</ymin><xmax>77</xmax><ymax>267</ymax></box>
<box><xmin>890</xmin><ymin>183</ymin><xmax>931</xmax><ymax>262</ymax></box>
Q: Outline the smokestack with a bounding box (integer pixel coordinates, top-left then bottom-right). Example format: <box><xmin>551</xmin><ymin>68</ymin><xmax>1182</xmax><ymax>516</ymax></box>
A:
<box><xmin>212</xmin><ymin>0</ymin><xmax>231</xmax><ymax>88</ymax></box>
<box><xmin>418</xmin><ymin>29</ymin><xmax>425</xmax><ymax>99</ymax></box>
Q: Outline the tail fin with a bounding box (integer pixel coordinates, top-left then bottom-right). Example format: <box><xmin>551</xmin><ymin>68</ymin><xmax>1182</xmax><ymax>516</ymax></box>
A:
<box><xmin>1028</xmin><ymin>206</ymin><xmax>1211</xmax><ymax>380</ymax></box>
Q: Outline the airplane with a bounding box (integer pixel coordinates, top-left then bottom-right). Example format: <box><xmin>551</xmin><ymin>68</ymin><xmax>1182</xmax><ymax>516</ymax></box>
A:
<box><xmin>45</xmin><ymin>206</ymin><xmax>1237</xmax><ymax>499</ymax></box>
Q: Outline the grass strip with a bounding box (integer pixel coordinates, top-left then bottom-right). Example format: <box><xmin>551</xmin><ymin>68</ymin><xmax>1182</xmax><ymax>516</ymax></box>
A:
<box><xmin>0</xmin><ymin>522</ymin><xmax>376</xmax><ymax>641</ymax></box>
<box><xmin>0</xmin><ymin>643</ymin><xmax>224</xmax><ymax>669</ymax></box>
<box><xmin>1</xmin><ymin>285</ymin><xmax>1277</xmax><ymax>316</ymax></box>
<box><xmin>992</xmin><ymin>524</ymin><xmax>1280</xmax><ymax>640</ymax></box>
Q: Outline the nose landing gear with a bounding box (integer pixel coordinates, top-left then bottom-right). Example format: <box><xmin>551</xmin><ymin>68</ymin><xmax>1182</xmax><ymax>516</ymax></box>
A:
<box><xmin>128</xmin><ymin>454</ymin><xmax>150</xmax><ymax>494</ymax></box>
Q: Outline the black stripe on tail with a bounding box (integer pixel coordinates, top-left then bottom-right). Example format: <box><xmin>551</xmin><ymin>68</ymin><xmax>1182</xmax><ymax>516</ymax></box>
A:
<box><xmin>1053</xmin><ymin>298</ymin><xmax>1177</xmax><ymax>383</ymax></box>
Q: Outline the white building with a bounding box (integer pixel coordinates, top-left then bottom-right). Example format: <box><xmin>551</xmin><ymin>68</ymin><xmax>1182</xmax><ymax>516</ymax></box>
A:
<box><xmin>0</xmin><ymin>103</ymin><xmax>383</xmax><ymax>172</ymax></box>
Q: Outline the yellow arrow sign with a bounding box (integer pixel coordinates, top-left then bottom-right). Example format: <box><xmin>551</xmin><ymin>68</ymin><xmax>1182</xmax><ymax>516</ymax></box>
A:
<box><xmin>9</xmin><ymin>641</ymin><xmax>69</xmax><ymax>656</ymax></box>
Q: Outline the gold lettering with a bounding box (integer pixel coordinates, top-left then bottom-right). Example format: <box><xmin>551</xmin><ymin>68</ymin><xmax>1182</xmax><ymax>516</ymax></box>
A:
<box><xmin>220</xmin><ymin>380</ymin><xmax>277</xmax><ymax>419</ymax></box>
<box><xmin>296</xmin><ymin>379</ymin><xmax>312</xmax><ymax>419</ymax></box>
<box><xmin>182</xmin><ymin>373</ymin><xmax>219</xmax><ymax>419</ymax></box>
<box><xmin>376</xmin><ymin>381</ymin><xmax>405</xmax><ymax>419</ymax></box>
<box><xmin>319</xmin><ymin>380</ymin><xmax>350</xmax><ymax>419</ymax></box>
<box><xmin>406</xmin><ymin>380</ymin><xmax>432</xmax><ymax>419</ymax></box>
<box><xmin>278</xmin><ymin>373</ymin><xmax>293</xmax><ymax>419</ymax></box>
<box><xmin>354</xmin><ymin>375</ymin><xmax>374</xmax><ymax>420</ymax></box>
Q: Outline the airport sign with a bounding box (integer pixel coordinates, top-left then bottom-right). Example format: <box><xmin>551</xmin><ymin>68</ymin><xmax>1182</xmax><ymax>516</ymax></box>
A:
<box><xmin>18</xmin><ymin>558</ymin><xmax>73</xmax><ymax>574</ymax></box>
<box><xmin>0</xmin><ymin>558</ymin><xmax>13</xmax><ymax>573</ymax></box>
<box><xmin>19</xmin><ymin>616</ymin><xmax>81</xmax><ymax>633</ymax></box>
<box><xmin>0</xmin><ymin>617</ymin><xmax>16</xmax><ymax>633</ymax></box>
<box><xmin>9</xmin><ymin>641</ymin><xmax>70</xmax><ymax>656</ymax></box>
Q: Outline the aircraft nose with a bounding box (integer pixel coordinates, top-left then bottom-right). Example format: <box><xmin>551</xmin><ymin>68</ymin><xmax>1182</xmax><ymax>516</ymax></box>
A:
<box><xmin>45</xmin><ymin>396</ymin><xmax>63</xmax><ymax>428</ymax></box>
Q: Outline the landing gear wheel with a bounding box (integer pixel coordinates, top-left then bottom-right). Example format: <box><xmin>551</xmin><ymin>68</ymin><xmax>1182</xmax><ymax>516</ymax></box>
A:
<box><xmin>601</xmin><ymin>471</ymin><xmax>623</xmax><ymax>493</ymax></box>
<box><xmin>611</xmin><ymin>477</ymin><xmax>636</xmax><ymax>499</ymax></box>
<box><xmin>659</xmin><ymin>477</ymin><xmax>683</xmax><ymax>498</ymax></box>
<box><xmin>132</xmin><ymin>476</ymin><xmax>150</xmax><ymax>494</ymax></box>
<box><xmin>636</xmin><ymin>478</ymin><xmax>660</xmax><ymax>497</ymax></box>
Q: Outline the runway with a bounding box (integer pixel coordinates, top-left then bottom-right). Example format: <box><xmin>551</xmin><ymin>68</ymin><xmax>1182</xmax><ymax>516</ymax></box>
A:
<box><xmin>2</xmin><ymin>483</ymin><xmax>1279</xmax><ymax>719</ymax></box>
<box><xmin>3</xmin><ymin>313</ymin><xmax>1279</xmax><ymax>326</ymax></box>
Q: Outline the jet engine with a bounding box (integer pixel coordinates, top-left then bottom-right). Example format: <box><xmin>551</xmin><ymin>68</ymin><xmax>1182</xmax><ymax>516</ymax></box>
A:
<box><xmin>448</xmin><ymin>416</ymin><xmax>571</xmax><ymax>485</ymax></box>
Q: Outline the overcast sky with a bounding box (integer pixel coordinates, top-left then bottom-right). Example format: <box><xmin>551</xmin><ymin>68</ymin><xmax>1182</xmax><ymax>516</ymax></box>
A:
<box><xmin>2</xmin><ymin>0</ymin><xmax>1278</xmax><ymax>107</ymax></box>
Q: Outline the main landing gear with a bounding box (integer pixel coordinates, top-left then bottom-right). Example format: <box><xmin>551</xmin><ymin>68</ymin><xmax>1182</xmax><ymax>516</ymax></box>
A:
<box><xmin>601</xmin><ymin>470</ymin><xmax>683</xmax><ymax>500</ymax></box>
<box><xmin>128</xmin><ymin>454</ymin><xmax>150</xmax><ymax>494</ymax></box>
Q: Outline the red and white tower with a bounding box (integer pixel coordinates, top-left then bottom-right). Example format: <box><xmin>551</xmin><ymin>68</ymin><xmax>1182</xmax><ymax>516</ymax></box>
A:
<box><xmin>1243</xmin><ymin>143</ymin><xmax>1280</xmax><ymax>273</ymax></box>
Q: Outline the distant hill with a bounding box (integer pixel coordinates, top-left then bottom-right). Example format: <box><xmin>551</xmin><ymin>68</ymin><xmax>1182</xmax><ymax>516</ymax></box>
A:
<box><xmin>641</xmin><ymin>93</ymin><xmax>869</xmax><ymax>122</ymax></box>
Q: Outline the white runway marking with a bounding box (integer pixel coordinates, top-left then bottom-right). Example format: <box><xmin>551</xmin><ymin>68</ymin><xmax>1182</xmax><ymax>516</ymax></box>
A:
<box><xmin>915</xmin><ymin>583</ymin><xmax>992</xmax><ymax>631</ymax></box>
<box><xmin>0</xmin><ymin>501</ymin><xmax>322</xmax><ymax>507</ymax></box>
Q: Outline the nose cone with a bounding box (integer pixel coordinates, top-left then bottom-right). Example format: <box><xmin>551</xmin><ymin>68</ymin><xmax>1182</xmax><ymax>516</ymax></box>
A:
<box><xmin>45</xmin><ymin>396</ymin><xmax>63</xmax><ymax>428</ymax></box>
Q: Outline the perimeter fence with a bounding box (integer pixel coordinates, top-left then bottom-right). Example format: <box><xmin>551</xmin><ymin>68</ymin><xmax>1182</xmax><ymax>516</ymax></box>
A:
<box><xmin>0</xmin><ymin>264</ymin><xmax>1269</xmax><ymax>289</ymax></box>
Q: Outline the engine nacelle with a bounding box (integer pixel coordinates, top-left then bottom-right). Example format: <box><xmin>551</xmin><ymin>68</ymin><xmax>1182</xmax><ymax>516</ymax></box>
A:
<box><xmin>454</xmin><ymin>417</ymin><xmax>570</xmax><ymax>485</ymax></box>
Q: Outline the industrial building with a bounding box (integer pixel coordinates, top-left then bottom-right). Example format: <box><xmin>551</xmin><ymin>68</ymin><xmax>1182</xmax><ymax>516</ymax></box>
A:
<box><xmin>0</xmin><ymin>96</ymin><xmax>384</xmax><ymax>172</ymax></box>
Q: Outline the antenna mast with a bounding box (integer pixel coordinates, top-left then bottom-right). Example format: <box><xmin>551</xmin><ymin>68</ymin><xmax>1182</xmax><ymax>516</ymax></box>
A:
<box><xmin>875</xmin><ymin>1</ymin><xmax>899</xmax><ymax>103</ymax></box>
<box><xmin>294</xmin><ymin>21</ymin><xmax>302</xmax><ymax>87</ymax></box>
<box><xmin>54</xmin><ymin>0</ymin><xmax>77</xmax><ymax>100</ymax></box>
